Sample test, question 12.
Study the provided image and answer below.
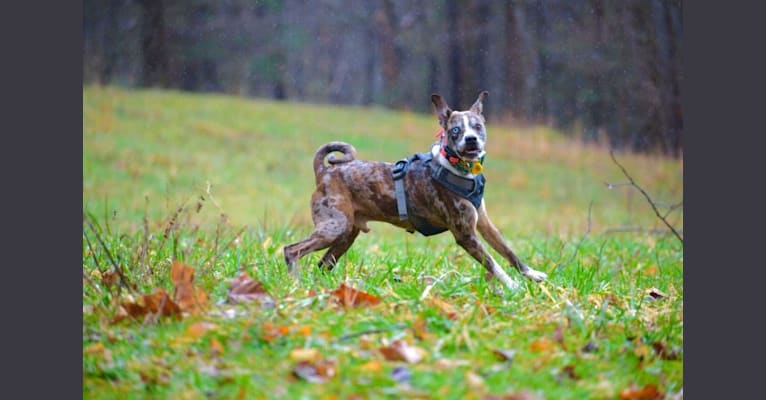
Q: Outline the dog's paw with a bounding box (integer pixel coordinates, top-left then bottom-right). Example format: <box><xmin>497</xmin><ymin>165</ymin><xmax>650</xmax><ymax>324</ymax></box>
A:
<box><xmin>522</xmin><ymin>268</ymin><xmax>547</xmax><ymax>282</ymax></box>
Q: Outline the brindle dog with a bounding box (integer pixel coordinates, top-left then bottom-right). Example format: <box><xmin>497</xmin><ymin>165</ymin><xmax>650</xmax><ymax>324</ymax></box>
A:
<box><xmin>284</xmin><ymin>91</ymin><xmax>547</xmax><ymax>292</ymax></box>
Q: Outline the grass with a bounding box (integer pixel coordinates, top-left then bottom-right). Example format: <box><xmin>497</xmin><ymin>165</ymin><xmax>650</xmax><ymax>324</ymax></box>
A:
<box><xmin>83</xmin><ymin>85</ymin><xmax>683</xmax><ymax>399</ymax></box>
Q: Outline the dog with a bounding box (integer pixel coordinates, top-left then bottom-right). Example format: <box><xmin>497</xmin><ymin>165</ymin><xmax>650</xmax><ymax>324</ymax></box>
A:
<box><xmin>283</xmin><ymin>91</ymin><xmax>547</xmax><ymax>291</ymax></box>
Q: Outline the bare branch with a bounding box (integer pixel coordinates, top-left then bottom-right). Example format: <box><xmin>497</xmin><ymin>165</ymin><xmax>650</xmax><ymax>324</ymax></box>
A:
<box><xmin>83</xmin><ymin>213</ymin><xmax>137</xmax><ymax>294</ymax></box>
<box><xmin>608</xmin><ymin>149</ymin><xmax>683</xmax><ymax>244</ymax></box>
<box><xmin>602</xmin><ymin>226</ymin><xmax>683</xmax><ymax>235</ymax></box>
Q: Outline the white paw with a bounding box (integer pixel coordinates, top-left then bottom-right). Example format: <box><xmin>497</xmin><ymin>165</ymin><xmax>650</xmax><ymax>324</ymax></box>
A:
<box><xmin>523</xmin><ymin>268</ymin><xmax>547</xmax><ymax>282</ymax></box>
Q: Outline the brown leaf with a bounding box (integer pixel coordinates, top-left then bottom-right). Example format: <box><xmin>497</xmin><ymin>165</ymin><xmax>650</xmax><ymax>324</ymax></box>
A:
<box><xmin>492</xmin><ymin>349</ymin><xmax>517</xmax><ymax>362</ymax></box>
<box><xmin>619</xmin><ymin>383</ymin><xmax>663</xmax><ymax>400</ymax></box>
<box><xmin>290</xmin><ymin>348</ymin><xmax>320</xmax><ymax>363</ymax></box>
<box><xmin>228</xmin><ymin>270</ymin><xmax>275</xmax><ymax>307</ymax></box>
<box><xmin>412</xmin><ymin>317</ymin><xmax>429</xmax><ymax>341</ymax></box>
<box><xmin>553</xmin><ymin>325</ymin><xmax>566</xmax><ymax>346</ymax></box>
<box><xmin>652</xmin><ymin>341</ymin><xmax>680</xmax><ymax>360</ymax></box>
<box><xmin>330</xmin><ymin>283</ymin><xmax>381</xmax><ymax>308</ymax></box>
<box><xmin>483</xmin><ymin>391</ymin><xmax>541</xmax><ymax>400</ymax></box>
<box><xmin>100</xmin><ymin>269</ymin><xmax>119</xmax><ymax>288</ymax></box>
<box><xmin>185</xmin><ymin>322</ymin><xmax>218</xmax><ymax>339</ymax></box>
<box><xmin>561</xmin><ymin>365</ymin><xmax>580</xmax><ymax>380</ymax></box>
<box><xmin>292</xmin><ymin>359</ymin><xmax>337</xmax><ymax>383</ymax></box>
<box><xmin>466</xmin><ymin>371</ymin><xmax>487</xmax><ymax>391</ymax></box>
<box><xmin>379</xmin><ymin>340</ymin><xmax>426</xmax><ymax>363</ymax></box>
<box><xmin>645</xmin><ymin>287</ymin><xmax>667</xmax><ymax>300</ymax></box>
<box><xmin>171</xmin><ymin>261</ymin><xmax>208</xmax><ymax>313</ymax></box>
<box><xmin>529</xmin><ymin>337</ymin><xmax>554</xmax><ymax>353</ymax></box>
<box><xmin>210</xmin><ymin>338</ymin><xmax>224</xmax><ymax>357</ymax></box>
<box><xmin>112</xmin><ymin>289</ymin><xmax>182</xmax><ymax>323</ymax></box>
<box><xmin>430</xmin><ymin>298</ymin><xmax>459</xmax><ymax>320</ymax></box>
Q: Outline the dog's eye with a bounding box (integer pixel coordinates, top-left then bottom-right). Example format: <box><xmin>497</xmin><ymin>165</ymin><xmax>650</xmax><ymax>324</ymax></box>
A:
<box><xmin>450</xmin><ymin>127</ymin><xmax>460</xmax><ymax>135</ymax></box>
<box><xmin>474</xmin><ymin>124</ymin><xmax>482</xmax><ymax>130</ymax></box>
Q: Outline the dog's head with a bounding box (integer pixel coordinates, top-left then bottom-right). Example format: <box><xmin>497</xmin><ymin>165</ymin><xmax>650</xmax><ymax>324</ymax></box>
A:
<box><xmin>431</xmin><ymin>91</ymin><xmax>488</xmax><ymax>162</ymax></box>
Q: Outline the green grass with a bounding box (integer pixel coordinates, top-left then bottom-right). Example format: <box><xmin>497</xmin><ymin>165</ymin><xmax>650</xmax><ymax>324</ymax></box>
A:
<box><xmin>83</xmin><ymin>86</ymin><xmax>683</xmax><ymax>399</ymax></box>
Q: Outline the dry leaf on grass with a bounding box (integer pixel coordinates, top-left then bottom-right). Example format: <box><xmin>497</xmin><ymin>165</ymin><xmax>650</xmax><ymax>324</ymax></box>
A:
<box><xmin>379</xmin><ymin>340</ymin><xmax>427</xmax><ymax>363</ymax></box>
<box><xmin>171</xmin><ymin>261</ymin><xmax>208</xmax><ymax>314</ymax></box>
<box><xmin>483</xmin><ymin>391</ymin><xmax>541</xmax><ymax>400</ymax></box>
<box><xmin>619</xmin><ymin>383</ymin><xmax>663</xmax><ymax>399</ymax></box>
<box><xmin>290</xmin><ymin>348</ymin><xmax>320</xmax><ymax>363</ymax></box>
<box><xmin>227</xmin><ymin>270</ymin><xmax>275</xmax><ymax>308</ymax></box>
<box><xmin>185</xmin><ymin>322</ymin><xmax>218</xmax><ymax>339</ymax></box>
<box><xmin>645</xmin><ymin>287</ymin><xmax>667</xmax><ymax>300</ymax></box>
<box><xmin>529</xmin><ymin>337</ymin><xmax>554</xmax><ymax>353</ymax></box>
<box><xmin>391</xmin><ymin>366</ymin><xmax>412</xmax><ymax>384</ymax></box>
<box><xmin>112</xmin><ymin>288</ymin><xmax>182</xmax><ymax>324</ymax></box>
<box><xmin>430</xmin><ymin>298</ymin><xmax>459</xmax><ymax>320</ymax></box>
<box><xmin>292</xmin><ymin>359</ymin><xmax>337</xmax><ymax>383</ymax></box>
<box><xmin>492</xmin><ymin>349</ymin><xmax>517</xmax><ymax>362</ymax></box>
<box><xmin>330</xmin><ymin>283</ymin><xmax>381</xmax><ymax>308</ymax></box>
<box><xmin>651</xmin><ymin>341</ymin><xmax>681</xmax><ymax>360</ymax></box>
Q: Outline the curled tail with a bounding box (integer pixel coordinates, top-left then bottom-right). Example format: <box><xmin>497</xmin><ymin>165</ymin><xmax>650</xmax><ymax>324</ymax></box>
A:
<box><xmin>313</xmin><ymin>141</ymin><xmax>357</xmax><ymax>178</ymax></box>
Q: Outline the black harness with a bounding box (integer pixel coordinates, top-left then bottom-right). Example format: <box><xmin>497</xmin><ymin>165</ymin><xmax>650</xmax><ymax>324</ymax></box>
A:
<box><xmin>392</xmin><ymin>152</ymin><xmax>486</xmax><ymax>236</ymax></box>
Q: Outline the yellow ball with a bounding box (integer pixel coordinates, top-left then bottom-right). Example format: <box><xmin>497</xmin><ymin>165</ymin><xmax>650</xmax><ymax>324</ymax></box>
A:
<box><xmin>471</xmin><ymin>162</ymin><xmax>483</xmax><ymax>174</ymax></box>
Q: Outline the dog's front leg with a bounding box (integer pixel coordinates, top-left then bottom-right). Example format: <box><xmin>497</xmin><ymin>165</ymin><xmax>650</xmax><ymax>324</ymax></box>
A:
<box><xmin>453</xmin><ymin>232</ymin><xmax>520</xmax><ymax>292</ymax></box>
<box><xmin>476</xmin><ymin>201</ymin><xmax>547</xmax><ymax>282</ymax></box>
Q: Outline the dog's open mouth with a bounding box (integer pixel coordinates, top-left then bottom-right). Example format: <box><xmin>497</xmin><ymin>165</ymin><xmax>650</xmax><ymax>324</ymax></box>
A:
<box><xmin>460</xmin><ymin>148</ymin><xmax>484</xmax><ymax>159</ymax></box>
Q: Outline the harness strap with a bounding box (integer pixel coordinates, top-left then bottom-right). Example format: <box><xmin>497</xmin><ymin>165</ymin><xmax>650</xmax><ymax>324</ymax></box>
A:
<box><xmin>392</xmin><ymin>159</ymin><xmax>409</xmax><ymax>220</ymax></box>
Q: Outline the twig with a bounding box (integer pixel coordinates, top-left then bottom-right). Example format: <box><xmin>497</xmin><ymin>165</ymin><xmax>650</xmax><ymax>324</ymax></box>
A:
<box><xmin>602</xmin><ymin>226</ymin><xmax>683</xmax><ymax>235</ymax></box>
<box><xmin>607</xmin><ymin>150</ymin><xmax>683</xmax><ymax>244</ymax></box>
<box><xmin>84</xmin><ymin>213</ymin><xmax>137</xmax><ymax>294</ymax></box>
<box><xmin>202</xmin><ymin>225</ymin><xmax>248</xmax><ymax>272</ymax></box>
<box><xmin>336</xmin><ymin>323</ymin><xmax>409</xmax><ymax>342</ymax></box>
<box><xmin>82</xmin><ymin>268</ymin><xmax>102</xmax><ymax>295</ymax></box>
<box><xmin>558</xmin><ymin>201</ymin><xmax>593</xmax><ymax>271</ymax></box>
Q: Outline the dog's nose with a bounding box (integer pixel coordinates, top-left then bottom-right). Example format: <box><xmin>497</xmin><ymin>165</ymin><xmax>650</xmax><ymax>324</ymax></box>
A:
<box><xmin>465</xmin><ymin>136</ymin><xmax>478</xmax><ymax>143</ymax></box>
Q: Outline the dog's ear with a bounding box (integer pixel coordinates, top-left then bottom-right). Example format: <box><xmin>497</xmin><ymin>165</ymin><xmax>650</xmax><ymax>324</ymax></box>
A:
<box><xmin>470</xmin><ymin>91</ymin><xmax>489</xmax><ymax>116</ymax></box>
<box><xmin>431</xmin><ymin>94</ymin><xmax>452</xmax><ymax>128</ymax></box>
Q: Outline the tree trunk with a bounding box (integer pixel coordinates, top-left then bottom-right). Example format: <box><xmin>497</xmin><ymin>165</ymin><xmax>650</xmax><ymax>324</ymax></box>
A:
<box><xmin>138</xmin><ymin>0</ymin><xmax>169</xmax><ymax>88</ymax></box>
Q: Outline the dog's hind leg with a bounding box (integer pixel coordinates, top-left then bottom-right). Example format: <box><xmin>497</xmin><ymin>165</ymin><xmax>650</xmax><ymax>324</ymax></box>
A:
<box><xmin>284</xmin><ymin>218</ymin><xmax>351</xmax><ymax>275</ymax></box>
<box><xmin>475</xmin><ymin>201</ymin><xmax>547</xmax><ymax>282</ymax></box>
<box><xmin>318</xmin><ymin>227</ymin><xmax>360</xmax><ymax>271</ymax></box>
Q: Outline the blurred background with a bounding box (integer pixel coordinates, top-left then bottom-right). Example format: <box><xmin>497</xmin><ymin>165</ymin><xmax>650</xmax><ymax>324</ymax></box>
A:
<box><xmin>83</xmin><ymin>0</ymin><xmax>683</xmax><ymax>156</ymax></box>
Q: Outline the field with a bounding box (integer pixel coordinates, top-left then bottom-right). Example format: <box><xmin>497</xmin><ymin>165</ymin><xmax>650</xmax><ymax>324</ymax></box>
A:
<box><xmin>83</xmin><ymin>86</ymin><xmax>683</xmax><ymax>399</ymax></box>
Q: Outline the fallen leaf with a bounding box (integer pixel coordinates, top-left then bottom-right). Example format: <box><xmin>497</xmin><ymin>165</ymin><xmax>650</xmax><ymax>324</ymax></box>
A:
<box><xmin>290</xmin><ymin>348</ymin><xmax>320</xmax><ymax>363</ymax></box>
<box><xmin>434</xmin><ymin>358</ymin><xmax>472</xmax><ymax>370</ymax></box>
<box><xmin>412</xmin><ymin>317</ymin><xmax>428</xmax><ymax>340</ymax></box>
<box><xmin>645</xmin><ymin>287</ymin><xmax>667</xmax><ymax>300</ymax></box>
<box><xmin>210</xmin><ymin>338</ymin><xmax>224</xmax><ymax>357</ymax></box>
<box><xmin>292</xmin><ymin>359</ymin><xmax>337</xmax><ymax>383</ymax></box>
<box><xmin>330</xmin><ymin>283</ymin><xmax>381</xmax><ymax>307</ymax></box>
<box><xmin>113</xmin><ymin>288</ymin><xmax>182</xmax><ymax>323</ymax></box>
<box><xmin>483</xmin><ymin>391</ymin><xmax>540</xmax><ymax>400</ymax></box>
<box><xmin>466</xmin><ymin>371</ymin><xmax>487</xmax><ymax>391</ymax></box>
<box><xmin>619</xmin><ymin>383</ymin><xmax>663</xmax><ymax>399</ymax></box>
<box><xmin>84</xmin><ymin>342</ymin><xmax>113</xmax><ymax>363</ymax></box>
<box><xmin>561</xmin><ymin>365</ymin><xmax>580</xmax><ymax>380</ymax></box>
<box><xmin>492</xmin><ymin>349</ymin><xmax>517</xmax><ymax>362</ymax></box>
<box><xmin>553</xmin><ymin>325</ymin><xmax>566</xmax><ymax>346</ymax></box>
<box><xmin>186</xmin><ymin>322</ymin><xmax>218</xmax><ymax>339</ymax></box>
<box><xmin>391</xmin><ymin>366</ymin><xmax>412</xmax><ymax>384</ymax></box>
<box><xmin>171</xmin><ymin>261</ymin><xmax>208</xmax><ymax>313</ymax></box>
<box><xmin>227</xmin><ymin>270</ymin><xmax>275</xmax><ymax>307</ymax></box>
<box><xmin>642</xmin><ymin>264</ymin><xmax>659</xmax><ymax>276</ymax></box>
<box><xmin>529</xmin><ymin>337</ymin><xmax>554</xmax><ymax>353</ymax></box>
<box><xmin>100</xmin><ymin>269</ymin><xmax>119</xmax><ymax>288</ymax></box>
<box><xmin>430</xmin><ymin>298</ymin><xmax>459</xmax><ymax>320</ymax></box>
<box><xmin>581</xmin><ymin>341</ymin><xmax>599</xmax><ymax>353</ymax></box>
<box><xmin>651</xmin><ymin>341</ymin><xmax>681</xmax><ymax>360</ymax></box>
<box><xmin>379</xmin><ymin>340</ymin><xmax>427</xmax><ymax>363</ymax></box>
<box><xmin>359</xmin><ymin>360</ymin><xmax>383</xmax><ymax>373</ymax></box>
